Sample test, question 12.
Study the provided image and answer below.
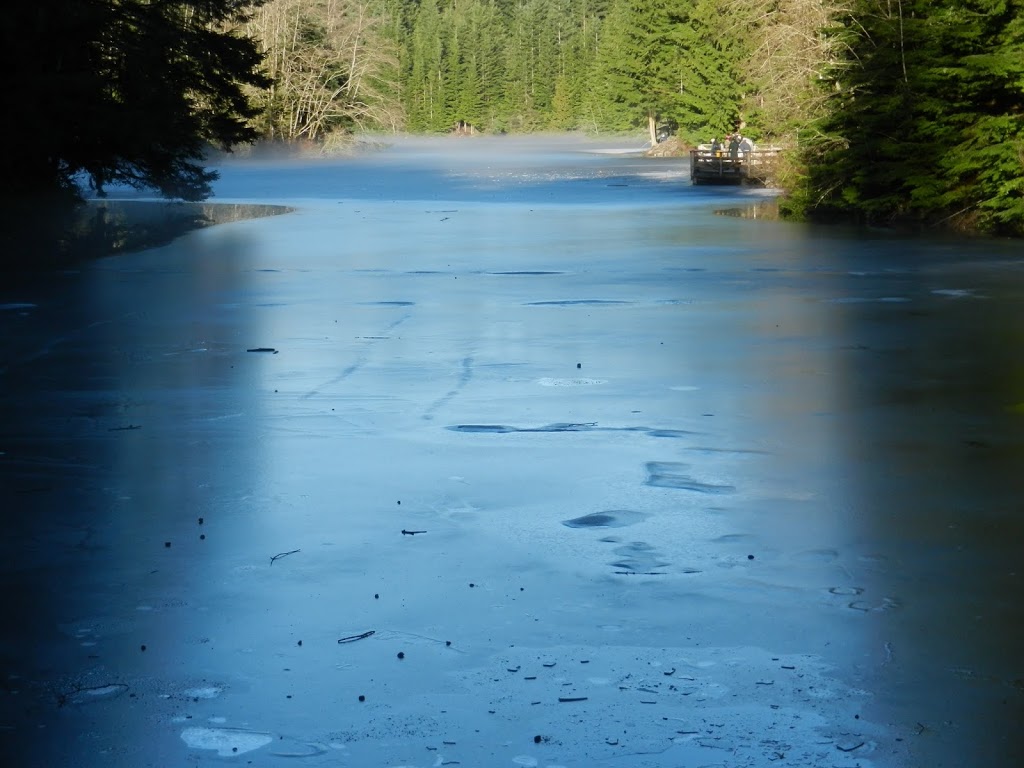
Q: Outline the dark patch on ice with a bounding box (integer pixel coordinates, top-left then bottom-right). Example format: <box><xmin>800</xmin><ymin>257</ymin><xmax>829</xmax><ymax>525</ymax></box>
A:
<box><xmin>645</xmin><ymin>462</ymin><xmax>735</xmax><ymax>493</ymax></box>
<box><xmin>526</xmin><ymin>299</ymin><xmax>630</xmax><ymax>306</ymax></box>
<box><xmin>685</xmin><ymin>446</ymin><xmax>767</xmax><ymax>455</ymax></box>
<box><xmin>828</xmin><ymin>586</ymin><xmax>864</xmax><ymax>596</ymax></box>
<box><xmin>848</xmin><ymin>597</ymin><xmax>900</xmax><ymax>612</ymax></box>
<box><xmin>448</xmin><ymin>423</ymin><xmax>698</xmax><ymax>438</ymax></box>
<box><xmin>363</xmin><ymin>300</ymin><xmax>415</xmax><ymax>306</ymax></box>
<box><xmin>610</xmin><ymin>542</ymin><xmax>668</xmax><ymax>573</ymax></box>
<box><xmin>488</xmin><ymin>271</ymin><xmax>564</xmax><ymax>275</ymax></box>
<box><xmin>562</xmin><ymin>510</ymin><xmax>647</xmax><ymax>529</ymax></box>
<box><xmin>647</xmin><ymin>429</ymin><xmax>698</xmax><ymax>438</ymax></box>
<box><xmin>449</xmin><ymin>422</ymin><xmax>598</xmax><ymax>433</ymax></box>
<box><xmin>823</xmin><ymin>296</ymin><xmax>910</xmax><ymax>304</ymax></box>
<box><xmin>565</xmin><ymin>513</ymin><xmax>616</xmax><ymax>528</ymax></box>
<box><xmin>712</xmin><ymin>533</ymin><xmax>756</xmax><ymax>544</ymax></box>
<box><xmin>450</xmin><ymin>424</ymin><xmax>516</xmax><ymax>433</ymax></box>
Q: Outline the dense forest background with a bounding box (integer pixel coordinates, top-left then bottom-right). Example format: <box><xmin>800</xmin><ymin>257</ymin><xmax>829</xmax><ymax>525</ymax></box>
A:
<box><xmin>3</xmin><ymin>0</ymin><xmax>1023</xmax><ymax>237</ymax></box>
<box><xmin>244</xmin><ymin>0</ymin><xmax>828</xmax><ymax>150</ymax></box>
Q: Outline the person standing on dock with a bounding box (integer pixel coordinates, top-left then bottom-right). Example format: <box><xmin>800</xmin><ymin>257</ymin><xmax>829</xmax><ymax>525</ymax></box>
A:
<box><xmin>711</xmin><ymin>137</ymin><xmax>722</xmax><ymax>156</ymax></box>
<box><xmin>729</xmin><ymin>134</ymin><xmax>740</xmax><ymax>162</ymax></box>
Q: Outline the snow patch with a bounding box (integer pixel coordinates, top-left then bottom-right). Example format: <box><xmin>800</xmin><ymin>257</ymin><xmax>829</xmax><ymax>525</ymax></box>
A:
<box><xmin>180</xmin><ymin>726</ymin><xmax>273</xmax><ymax>756</ymax></box>
<box><xmin>536</xmin><ymin>377</ymin><xmax>606</xmax><ymax>387</ymax></box>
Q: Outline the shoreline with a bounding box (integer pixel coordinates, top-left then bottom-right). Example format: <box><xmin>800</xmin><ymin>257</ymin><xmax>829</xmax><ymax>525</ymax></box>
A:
<box><xmin>1</xmin><ymin>199</ymin><xmax>292</xmax><ymax>273</ymax></box>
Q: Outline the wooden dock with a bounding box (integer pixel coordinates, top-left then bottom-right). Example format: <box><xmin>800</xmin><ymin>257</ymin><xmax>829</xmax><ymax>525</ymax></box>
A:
<box><xmin>689</xmin><ymin>147</ymin><xmax>780</xmax><ymax>186</ymax></box>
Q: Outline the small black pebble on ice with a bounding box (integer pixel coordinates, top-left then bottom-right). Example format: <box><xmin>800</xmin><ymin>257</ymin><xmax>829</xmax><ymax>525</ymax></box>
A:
<box><xmin>397</xmin><ymin>652</ymin><xmax>405</xmax><ymax>659</ymax></box>
<box><xmin>164</xmin><ymin>541</ymin><xmax>171</xmax><ymax>548</ymax></box>
<box><xmin>577</xmin><ymin>363</ymin><xmax>581</xmax><ymax>369</ymax></box>
<box><xmin>358</xmin><ymin>695</ymin><xmax>365</xmax><ymax>702</ymax></box>
<box><xmin>232</xmin><ymin>747</ymin><xmax>238</xmax><ymax>753</ymax></box>
<box><xmin>198</xmin><ymin>517</ymin><xmax>204</xmax><ymax>525</ymax></box>
<box><xmin>286</xmin><ymin>694</ymin><xmax>292</xmax><ymax>699</ymax></box>
<box><xmin>534</xmin><ymin>735</ymin><xmax>542</xmax><ymax>744</ymax></box>
<box><xmin>469</xmin><ymin>583</ymin><xmax>475</xmax><ymax>588</ymax></box>
<box><xmin>140</xmin><ymin>645</ymin><xmax>147</xmax><ymax>652</ymax></box>
<box><xmin>747</xmin><ymin>554</ymin><xmax>755</xmax><ymax>560</ymax></box>
<box><xmin>297</xmin><ymin>640</ymin><xmax>302</xmax><ymax>646</ymax></box>
<box><xmin>397</xmin><ymin>500</ymin><xmax>401</xmax><ymax>505</ymax></box>
<box><xmin>374</xmin><ymin>593</ymin><xmax>380</xmax><ymax>599</ymax></box>
<box><xmin>446</xmin><ymin>640</ymin><xmax>452</xmax><ymax>647</ymax></box>
<box><xmin>199</xmin><ymin>534</ymin><xmax>206</xmax><ymax>540</ymax></box>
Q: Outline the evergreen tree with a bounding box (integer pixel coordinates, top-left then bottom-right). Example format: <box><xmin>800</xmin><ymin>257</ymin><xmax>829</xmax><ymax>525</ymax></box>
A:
<box><xmin>3</xmin><ymin>0</ymin><xmax>270</xmax><ymax>203</ymax></box>
<box><xmin>586</xmin><ymin>0</ymin><xmax>739</xmax><ymax>141</ymax></box>
<box><xmin>671</xmin><ymin>0</ymin><xmax>740</xmax><ymax>141</ymax></box>
<box><xmin>799</xmin><ymin>0</ymin><xmax>1024</xmax><ymax>235</ymax></box>
<box><xmin>544</xmin><ymin>0</ymin><xmax>604</xmax><ymax>128</ymax></box>
<box><xmin>406</xmin><ymin>0</ymin><xmax>448</xmax><ymax>130</ymax></box>
<box><xmin>444</xmin><ymin>0</ymin><xmax>506</xmax><ymax>129</ymax></box>
<box><xmin>549</xmin><ymin>74</ymin><xmax>576</xmax><ymax>128</ymax></box>
<box><xmin>584</xmin><ymin>0</ymin><xmax>636</xmax><ymax>131</ymax></box>
<box><xmin>502</xmin><ymin>0</ymin><xmax>548</xmax><ymax>129</ymax></box>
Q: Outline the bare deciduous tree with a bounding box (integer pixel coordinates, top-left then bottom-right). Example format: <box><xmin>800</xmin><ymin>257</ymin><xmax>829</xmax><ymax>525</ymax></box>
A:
<box><xmin>725</xmin><ymin>0</ymin><xmax>848</xmax><ymax>143</ymax></box>
<box><xmin>245</xmin><ymin>0</ymin><xmax>403</xmax><ymax>145</ymax></box>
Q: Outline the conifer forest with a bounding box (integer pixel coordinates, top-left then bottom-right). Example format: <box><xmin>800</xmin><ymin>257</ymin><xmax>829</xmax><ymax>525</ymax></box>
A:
<box><xmin>5</xmin><ymin>0</ymin><xmax>1024</xmax><ymax>235</ymax></box>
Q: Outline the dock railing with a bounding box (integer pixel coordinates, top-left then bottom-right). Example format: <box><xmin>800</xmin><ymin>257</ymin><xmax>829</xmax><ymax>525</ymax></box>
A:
<box><xmin>689</xmin><ymin>146</ymin><xmax>781</xmax><ymax>185</ymax></box>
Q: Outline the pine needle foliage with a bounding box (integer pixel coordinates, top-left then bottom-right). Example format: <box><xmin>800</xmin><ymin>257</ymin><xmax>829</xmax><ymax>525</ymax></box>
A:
<box><xmin>798</xmin><ymin>0</ymin><xmax>1024</xmax><ymax>235</ymax></box>
<box><xmin>3</xmin><ymin>0</ymin><xmax>270</xmax><ymax>203</ymax></box>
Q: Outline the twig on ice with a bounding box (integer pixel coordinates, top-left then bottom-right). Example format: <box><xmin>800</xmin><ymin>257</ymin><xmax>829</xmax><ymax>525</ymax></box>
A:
<box><xmin>338</xmin><ymin>630</ymin><xmax>375</xmax><ymax>644</ymax></box>
<box><xmin>270</xmin><ymin>549</ymin><xmax>300</xmax><ymax>565</ymax></box>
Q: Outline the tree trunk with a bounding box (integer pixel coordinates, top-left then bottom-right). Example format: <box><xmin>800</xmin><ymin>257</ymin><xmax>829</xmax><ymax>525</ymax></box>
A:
<box><xmin>647</xmin><ymin>111</ymin><xmax>657</xmax><ymax>144</ymax></box>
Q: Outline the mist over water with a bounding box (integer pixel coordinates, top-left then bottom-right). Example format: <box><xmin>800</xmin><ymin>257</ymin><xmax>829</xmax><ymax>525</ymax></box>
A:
<box><xmin>1</xmin><ymin>135</ymin><xmax>1022</xmax><ymax>767</ymax></box>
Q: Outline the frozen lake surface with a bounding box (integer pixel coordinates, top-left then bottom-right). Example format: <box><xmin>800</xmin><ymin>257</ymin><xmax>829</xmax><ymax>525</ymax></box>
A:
<box><xmin>2</xmin><ymin>135</ymin><xmax>1023</xmax><ymax>767</ymax></box>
